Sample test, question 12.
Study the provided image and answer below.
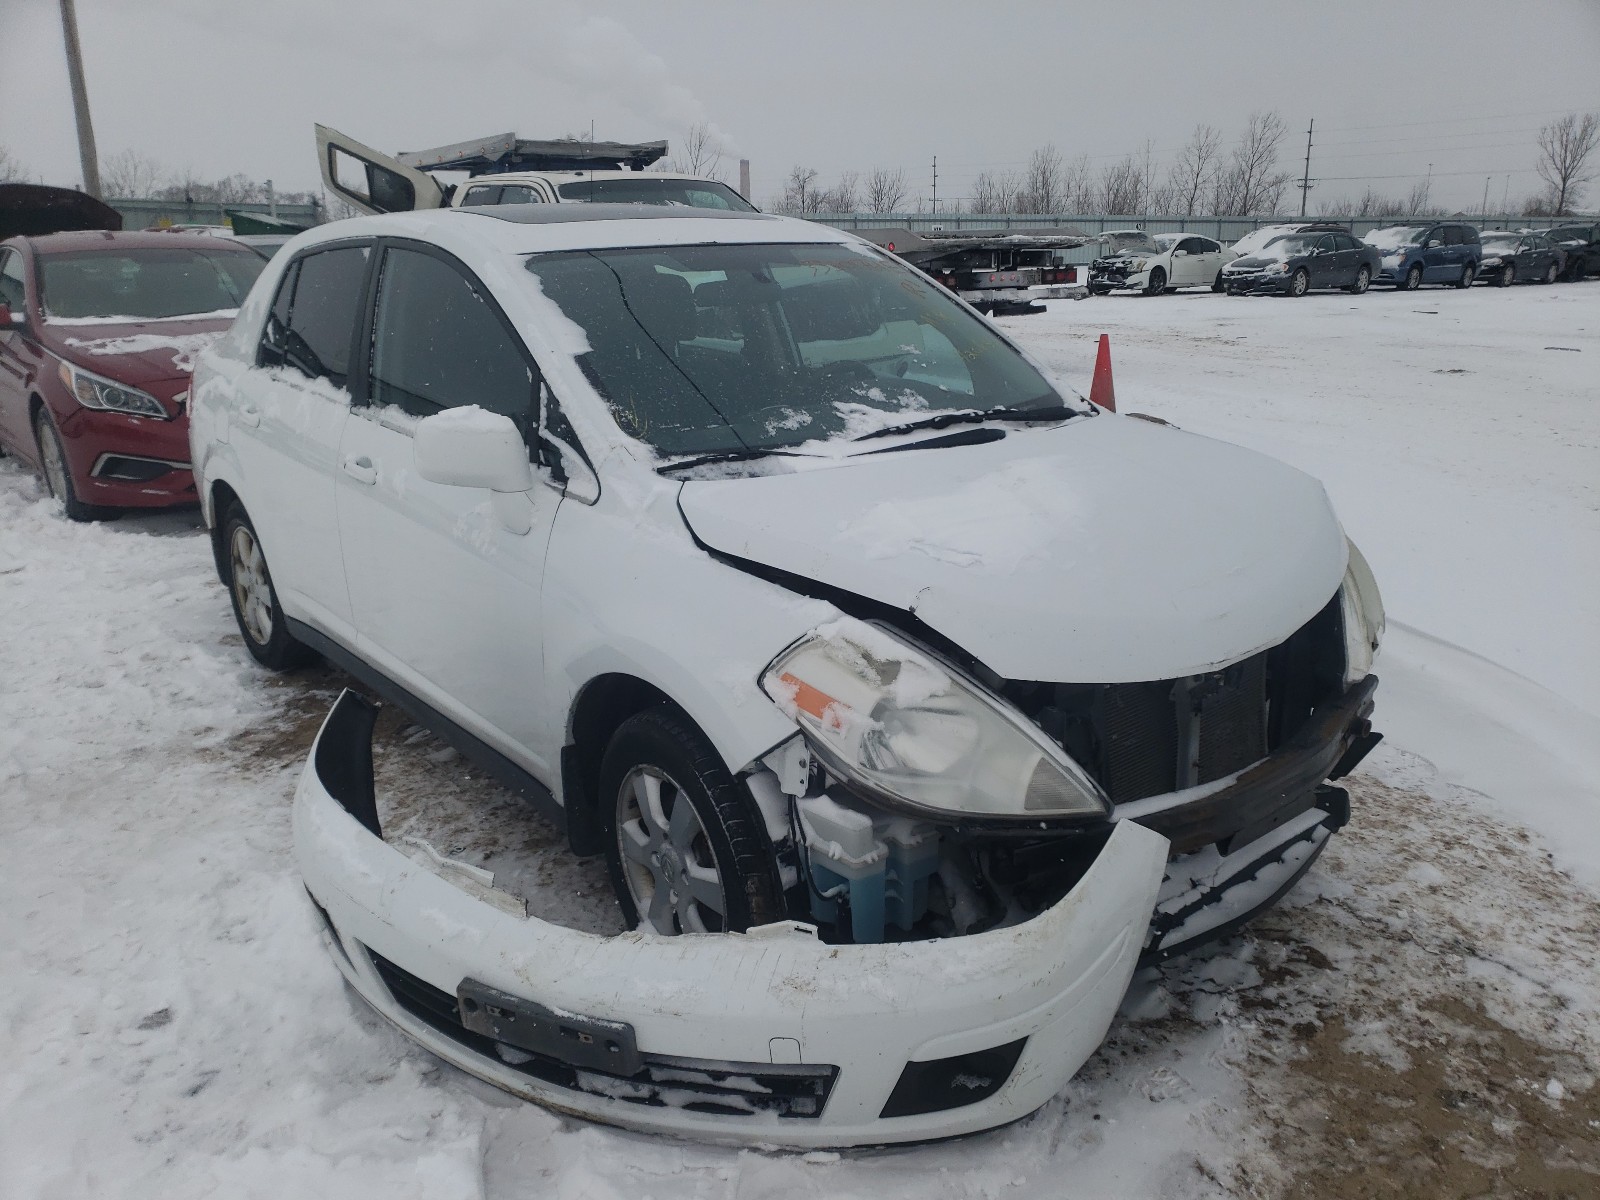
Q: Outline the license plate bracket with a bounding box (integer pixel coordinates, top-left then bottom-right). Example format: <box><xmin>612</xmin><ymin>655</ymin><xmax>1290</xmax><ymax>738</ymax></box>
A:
<box><xmin>456</xmin><ymin>978</ymin><xmax>641</xmax><ymax>1076</ymax></box>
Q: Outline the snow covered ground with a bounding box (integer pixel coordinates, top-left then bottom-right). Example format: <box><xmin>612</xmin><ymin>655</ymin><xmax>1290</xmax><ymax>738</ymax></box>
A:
<box><xmin>1</xmin><ymin>282</ymin><xmax>1596</xmax><ymax>1197</ymax></box>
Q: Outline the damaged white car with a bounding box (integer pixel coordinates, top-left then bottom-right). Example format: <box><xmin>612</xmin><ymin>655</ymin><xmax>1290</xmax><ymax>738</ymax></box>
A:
<box><xmin>190</xmin><ymin>200</ymin><xmax>1383</xmax><ymax>1145</ymax></box>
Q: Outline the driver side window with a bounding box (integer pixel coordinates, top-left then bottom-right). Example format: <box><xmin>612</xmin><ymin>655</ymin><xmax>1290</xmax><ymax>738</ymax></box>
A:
<box><xmin>0</xmin><ymin>250</ymin><xmax>25</xmax><ymax>309</ymax></box>
<box><xmin>367</xmin><ymin>245</ymin><xmax>538</xmax><ymax>436</ymax></box>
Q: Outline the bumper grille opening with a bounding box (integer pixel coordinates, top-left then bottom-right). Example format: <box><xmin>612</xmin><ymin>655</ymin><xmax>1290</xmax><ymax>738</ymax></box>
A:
<box><xmin>92</xmin><ymin>455</ymin><xmax>179</xmax><ymax>482</ymax></box>
<box><xmin>364</xmin><ymin>948</ymin><xmax>837</xmax><ymax>1119</ymax></box>
<box><xmin>880</xmin><ymin>1038</ymin><xmax>1026</xmax><ymax>1118</ymax></box>
<box><xmin>1008</xmin><ymin>594</ymin><xmax>1345</xmax><ymax>805</ymax></box>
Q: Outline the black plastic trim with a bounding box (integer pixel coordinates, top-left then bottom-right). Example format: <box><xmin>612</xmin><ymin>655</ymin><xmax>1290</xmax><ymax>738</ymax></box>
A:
<box><xmin>314</xmin><ymin>690</ymin><xmax>381</xmax><ymax>837</ymax></box>
<box><xmin>880</xmin><ymin>1038</ymin><xmax>1027</xmax><ymax>1118</ymax></box>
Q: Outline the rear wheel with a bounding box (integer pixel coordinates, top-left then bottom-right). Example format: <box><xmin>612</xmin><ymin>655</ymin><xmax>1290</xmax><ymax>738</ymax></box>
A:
<box><xmin>1455</xmin><ymin>262</ymin><xmax>1475</xmax><ymax>289</ymax></box>
<box><xmin>33</xmin><ymin>409</ymin><xmax>108</xmax><ymax>522</ymax></box>
<box><xmin>1347</xmin><ymin>266</ymin><xmax>1371</xmax><ymax>295</ymax></box>
<box><xmin>222</xmin><ymin>504</ymin><xmax>316</xmax><ymax>670</ymax></box>
<box><xmin>1402</xmin><ymin>264</ymin><xmax>1424</xmax><ymax>291</ymax></box>
<box><xmin>1212</xmin><ymin>270</ymin><xmax>1225</xmax><ymax>293</ymax></box>
<box><xmin>1144</xmin><ymin>267</ymin><xmax>1166</xmax><ymax>296</ymax></box>
<box><xmin>1496</xmin><ymin>263</ymin><xmax>1516</xmax><ymax>287</ymax></box>
<box><xmin>1542</xmin><ymin>261</ymin><xmax>1559</xmax><ymax>285</ymax></box>
<box><xmin>601</xmin><ymin>707</ymin><xmax>785</xmax><ymax>935</ymax></box>
<box><xmin>1288</xmin><ymin>268</ymin><xmax>1310</xmax><ymax>297</ymax></box>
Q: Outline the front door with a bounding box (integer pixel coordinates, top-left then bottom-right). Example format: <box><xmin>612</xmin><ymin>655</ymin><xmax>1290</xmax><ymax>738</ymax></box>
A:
<box><xmin>0</xmin><ymin>248</ymin><xmax>37</xmax><ymax>460</ymax></box>
<box><xmin>336</xmin><ymin>240</ymin><xmax>559</xmax><ymax>777</ymax></box>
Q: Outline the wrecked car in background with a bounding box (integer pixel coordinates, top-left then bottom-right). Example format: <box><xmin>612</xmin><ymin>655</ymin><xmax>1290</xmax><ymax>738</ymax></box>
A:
<box><xmin>190</xmin><ymin>200</ymin><xmax>1383</xmax><ymax>1143</ymax></box>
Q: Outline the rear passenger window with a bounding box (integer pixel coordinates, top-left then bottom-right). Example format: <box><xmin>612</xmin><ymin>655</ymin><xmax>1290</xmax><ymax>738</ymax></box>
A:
<box><xmin>1443</xmin><ymin>226</ymin><xmax>1466</xmax><ymax>246</ymax></box>
<box><xmin>498</xmin><ymin>185</ymin><xmax>540</xmax><ymax>204</ymax></box>
<box><xmin>258</xmin><ymin>245</ymin><xmax>370</xmax><ymax>389</ymax></box>
<box><xmin>368</xmin><ymin>246</ymin><xmax>535</xmax><ymax>431</ymax></box>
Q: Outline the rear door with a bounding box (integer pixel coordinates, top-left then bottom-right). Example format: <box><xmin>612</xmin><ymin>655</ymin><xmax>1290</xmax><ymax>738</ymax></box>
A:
<box><xmin>316</xmin><ymin>124</ymin><xmax>446</xmax><ymax>216</ymax></box>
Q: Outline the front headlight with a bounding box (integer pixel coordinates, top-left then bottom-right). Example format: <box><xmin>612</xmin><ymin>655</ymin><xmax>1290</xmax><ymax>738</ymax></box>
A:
<box><xmin>1267</xmin><ymin>261</ymin><xmax>1290</xmax><ymax>274</ymax></box>
<box><xmin>1340</xmin><ymin>539</ymin><xmax>1385</xmax><ymax>685</ymax></box>
<box><xmin>57</xmin><ymin>360</ymin><xmax>169</xmax><ymax>419</ymax></box>
<box><xmin>1480</xmin><ymin>255</ymin><xmax>1501</xmax><ymax>267</ymax></box>
<box><xmin>760</xmin><ymin>618</ymin><xmax>1109</xmax><ymax>821</ymax></box>
<box><xmin>1129</xmin><ymin>258</ymin><xmax>1148</xmax><ymax>272</ymax></box>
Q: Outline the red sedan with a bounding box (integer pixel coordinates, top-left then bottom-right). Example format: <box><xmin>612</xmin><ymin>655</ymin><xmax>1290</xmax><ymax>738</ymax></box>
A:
<box><xmin>0</xmin><ymin>230</ymin><xmax>266</xmax><ymax>519</ymax></box>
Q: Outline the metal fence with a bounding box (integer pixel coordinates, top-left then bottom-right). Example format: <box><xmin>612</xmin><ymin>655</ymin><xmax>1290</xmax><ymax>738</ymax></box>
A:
<box><xmin>807</xmin><ymin>211</ymin><xmax>1583</xmax><ymax>264</ymax></box>
<box><xmin>109</xmin><ymin>197</ymin><xmax>322</xmax><ymax>230</ymax></box>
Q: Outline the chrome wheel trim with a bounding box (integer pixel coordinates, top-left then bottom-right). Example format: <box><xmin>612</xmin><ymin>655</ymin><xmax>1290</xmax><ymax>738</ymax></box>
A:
<box><xmin>1353</xmin><ymin>267</ymin><xmax>1370</xmax><ymax>294</ymax></box>
<box><xmin>616</xmin><ymin>765</ymin><xmax>725</xmax><ymax>934</ymax></box>
<box><xmin>37</xmin><ymin>420</ymin><xmax>70</xmax><ymax>503</ymax></box>
<box><xmin>229</xmin><ymin>525</ymin><xmax>274</xmax><ymax>646</ymax></box>
<box><xmin>1291</xmin><ymin>269</ymin><xmax>1309</xmax><ymax>296</ymax></box>
<box><xmin>1405</xmin><ymin>265</ymin><xmax>1422</xmax><ymax>290</ymax></box>
<box><xmin>1502</xmin><ymin>264</ymin><xmax>1515</xmax><ymax>286</ymax></box>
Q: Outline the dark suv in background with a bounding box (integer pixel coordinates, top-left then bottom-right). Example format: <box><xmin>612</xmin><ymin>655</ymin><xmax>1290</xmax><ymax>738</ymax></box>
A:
<box><xmin>1542</xmin><ymin>223</ymin><xmax>1599</xmax><ymax>280</ymax></box>
<box><xmin>1363</xmin><ymin>221</ymin><xmax>1481</xmax><ymax>290</ymax></box>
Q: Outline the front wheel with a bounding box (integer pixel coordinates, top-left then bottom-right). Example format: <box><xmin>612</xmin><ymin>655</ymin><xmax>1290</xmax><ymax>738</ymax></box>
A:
<box><xmin>601</xmin><ymin>707</ymin><xmax>785</xmax><ymax>935</ymax></box>
<box><xmin>1288</xmin><ymin>268</ymin><xmax>1310</xmax><ymax>297</ymax></box>
<box><xmin>33</xmin><ymin>409</ymin><xmax>109</xmax><ymax>522</ymax></box>
<box><xmin>1496</xmin><ymin>263</ymin><xmax>1516</xmax><ymax>287</ymax></box>
<box><xmin>1402</xmin><ymin>264</ymin><xmax>1424</xmax><ymax>291</ymax></box>
<box><xmin>1144</xmin><ymin>267</ymin><xmax>1166</xmax><ymax>296</ymax></box>
<box><xmin>1455</xmin><ymin>262</ymin><xmax>1475</xmax><ymax>289</ymax></box>
<box><xmin>1347</xmin><ymin>266</ymin><xmax>1371</xmax><ymax>295</ymax></box>
<box><xmin>222</xmin><ymin>505</ymin><xmax>316</xmax><ymax>670</ymax></box>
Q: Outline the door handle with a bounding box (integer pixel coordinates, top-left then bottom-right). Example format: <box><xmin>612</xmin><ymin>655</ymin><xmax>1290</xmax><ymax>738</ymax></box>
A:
<box><xmin>238</xmin><ymin>403</ymin><xmax>261</xmax><ymax>428</ymax></box>
<box><xmin>341</xmin><ymin>454</ymin><xmax>378</xmax><ymax>485</ymax></box>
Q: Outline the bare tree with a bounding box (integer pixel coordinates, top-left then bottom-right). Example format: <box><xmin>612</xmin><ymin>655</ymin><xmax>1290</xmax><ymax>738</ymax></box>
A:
<box><xmin>0</xmin><ymin>145</ymin><xmax>30</xmax><ymax>183</ymax></box>
<box><xmin>818</xmin><ymin>170</ymin><xmax>860</xmax><ymax>213</ymax></box>
<box><xmin>1168</xmin><ymin>124</ymin><xmax>1222</xmax><ymax>216</ymax></box>
<box><xmin>1062</xmin><ymin>153</ymin><xmax>1094</xmax><ymax>212</ymax></box>
<box><xmin>968</xmin><ymin>170</ymin><xmax>1021</xmax><ymax>214</ymax></box>
<box><xmin>1015</xmin><ymin>143</ymin><xmax>1065</xmax><ymax>213</ymax></box>
<box><xmin>1098</xmin><ymin>153</ymin><xmax>1153</xmax><ymax>214</ymax></box>
<box><xmin>101</xmin><ymin>149</ymin><xmax>170</xmax><ymax>199</ymax></box>
<box><xmin>669</xmin><ymin>121</ymin><xmax>726</xmax><ymax>180</ymax></box>
<box><xmin>1404</xmin><ymin>178</ymin><xmax>1440</xmax><ymax>218</ymax></box>
<box><xmin>1535</xmin><ymin>112</ymin><xmax>1599</xmax><ymax>216</ymax></box>
<box><xmin>1213</xmin><ymin>111</ymin><xmax>1294</xmax><ymax>215</ymax></box>
<box><xmin>775</xmin><ymin>165</ymin><xmax>820</xmax><ymax>215</ymax></box>
<box><xmin>864</xmin><ymin>166</ymin><xmax>908</xmax><ymax>213</ymax></box>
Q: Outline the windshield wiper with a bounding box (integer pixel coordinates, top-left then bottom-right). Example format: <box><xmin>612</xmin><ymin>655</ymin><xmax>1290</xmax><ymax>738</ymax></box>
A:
<box><xmin>851</xmin><ymin>403</ymin><xmax>1079</xmax><ymax>442</ymax></box>
<box><xmin>657</xmin><ymin>447</ymin><xmax>806</xmax><ymax>476</ymax></box>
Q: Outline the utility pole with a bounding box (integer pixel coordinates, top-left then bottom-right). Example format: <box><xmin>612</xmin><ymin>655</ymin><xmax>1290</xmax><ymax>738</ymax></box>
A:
<box><xmin>1298</xmin><ymin>117</ymin><xmax>1314</xmax><ymax>218</ymax></box>
<box><xmin>58</xmin><ymin>0</ymin><xmax>101</xmax><ymax>197</ymax></box>
<box><xmin>1481</xmin><ymin>175</ymin><xmax>1491</xmax><ymax>218</ymax></box>
<box><xmin>930</xmin><ymin>156</ymin><xmax>938</xmax><ymax>217</ymax></box>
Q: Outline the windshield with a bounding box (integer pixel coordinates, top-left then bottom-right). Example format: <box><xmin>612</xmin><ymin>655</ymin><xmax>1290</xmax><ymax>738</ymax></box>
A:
<box><xmin>1480</xmin><ymin>233</ymin><xmax>1517</xmax><ymax>248</ymax></box>
<box><xmin>40</xmin><ymin>246</ymin><xmax>265</xmax><ymax>320</ymax></box>
<box><xmin>526</xmin><ymin>242</ymin><xmax>1068</xmax><ymax>459</ymax></box>
<box><xmin>1231</xmin><ymin>226</ymin><xmax>1299</xmax><ymax>256</ymax></box>
<box><xmin>1363</xmin><ymin>226</ymin><xmax>1428</xmax><ymax>251</ymax></box>
<box><xmin>1260</xmin><ymin>235</ymin><xmax>1319</xmax><ymax>259</ymax></box>
<box><xmin>1154</xmin><ymin>233</ymin><xmax>1179</xmax><ymax>250</ymax></box>
<box><xmin>556</xmin><ymin>177</ymin><xmax>757</xmax><ymax>212</ymax></box>
<box><xmin>1103</xmin><ymin>231</ymin><xmax>1159</xmax><ymax>255</ymax></box>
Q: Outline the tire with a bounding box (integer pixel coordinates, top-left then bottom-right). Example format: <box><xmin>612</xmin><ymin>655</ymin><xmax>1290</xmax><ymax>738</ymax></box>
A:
<box><xmin>221</xmin><ymin>504</ymin><xmax>315</xmax><ymax>670</ymax></box>
<box><xmin>1496</xmin><ymin>264</ymin><xmax>1515</xmax><ymax>287</ymax></box>
<box><xmin>1402</xmin><ymin>264</ymin><xmax>1424</xmax><ymax>291</ymax></box>
<box><xmin>1455</xmin><ymin>262</ymin><xmax>1475</xmax><ymax>289</ymax></box>
<box><xmin>1288</xmin><ymin>268</ymin><xmax>1310</xmax><ymax>297</ymax></box>
<box><xmin>1542</xmin><ymin>262</ymin><xmax>1559</xmax><ymax>285</ymax></box>
<box><xmin>600</xmin><ymin>707</ymin><xmax>784</xmax><ymax>936</ymax></box>
<box><xmin>1212</xmin><ymin>270</ymin><xmax>1225</xmax><ymax>293</ymax></box>
<box><xmin>1347</xmin><ymin>266</ymin><xmax>1371</xmax><ymax>295</ymax></box>
<box><xmin>33</xmin><ymin>409</ymin><xmax>109</xmax><ymax>522</ymax></box>
<box><xmin>1144</xmin><ymin>267</ymin><xmax>1166</xmax><ymax>296</ymax></box>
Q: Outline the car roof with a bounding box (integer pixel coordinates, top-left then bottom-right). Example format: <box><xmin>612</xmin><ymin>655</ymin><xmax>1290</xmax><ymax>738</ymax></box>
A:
<box><xmin>286</xmin><ymin>205</ymin><xmax>853</xmax><ymax>258</ymax></box>
<box><xmin>465</xmin><ymin>170</ymin><xmax>731</xmax><ymax>187</ymax></box>
<box><xmin>16</xmin><ymin>229</ymin><xmax>263</xmax><ymax>253</ymax></box>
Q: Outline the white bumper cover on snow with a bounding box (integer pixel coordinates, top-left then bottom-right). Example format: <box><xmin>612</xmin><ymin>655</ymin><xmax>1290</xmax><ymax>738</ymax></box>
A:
<box><xmin>294</xmin><ymin>691</ymin><xmax>1169</xmax><ymax>1146</ymax></box>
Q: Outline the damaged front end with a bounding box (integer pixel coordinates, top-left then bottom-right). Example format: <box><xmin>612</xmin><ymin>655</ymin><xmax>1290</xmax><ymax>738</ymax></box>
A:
<box><xmin>296</xmin><ymin>690</ymin><xmax>1169</xmax><ymax>1146</ymax></box>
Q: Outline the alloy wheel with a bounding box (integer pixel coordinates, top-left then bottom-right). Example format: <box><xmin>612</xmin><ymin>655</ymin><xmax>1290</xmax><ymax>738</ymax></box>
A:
<box><xmin>1290</xmin><ymin>269</ymin><xmax>1309</xmax><ymax>297</ymax></box>
<box><xmin>1352</xmin><ymin>267</ymin><xmax>1370</xmax><ymax>295</ymax></box>
<box><xmin>615</xmin><ymin>765</ymin><xmax>726</xmax><ymax>934</ymax></box>
<box><xmin>37</xmin><ymin>421</ymin><xmax>70</xmax><ymax>502</ymax></box>
<box><xmin>229</xmin><ymin>525</ymin><xmax>275</xmax><ymax>646</ymax></box>
<box><xmin>1404</xmin><ymin>265</ymin><xmax>1423</xmax><ymax>290</ymax></box>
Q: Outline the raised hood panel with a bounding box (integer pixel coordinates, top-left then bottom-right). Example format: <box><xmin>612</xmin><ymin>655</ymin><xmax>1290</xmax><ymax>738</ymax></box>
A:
<box><xmin>679</xmin><ymin>417</ymin><xmax>1347</xmax><ymax>683</ymax></box>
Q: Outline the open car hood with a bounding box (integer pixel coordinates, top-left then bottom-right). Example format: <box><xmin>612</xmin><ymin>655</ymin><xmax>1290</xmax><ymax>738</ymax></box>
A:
<box><xmin>678</xmin><ymin>417</ymin><xmax>1348</xmax><ymax>683</ymax></box>
<box><xmin>0</xmin><ymin>183</ymin><xmax>122</xmax><ymax>241</ymax></box>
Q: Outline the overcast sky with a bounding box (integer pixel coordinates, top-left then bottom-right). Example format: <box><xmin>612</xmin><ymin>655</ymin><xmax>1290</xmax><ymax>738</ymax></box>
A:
<box><xmin>4</xmin><ymin>0</ymin><xmax>1598</xmax><ymax>214</ymax></box>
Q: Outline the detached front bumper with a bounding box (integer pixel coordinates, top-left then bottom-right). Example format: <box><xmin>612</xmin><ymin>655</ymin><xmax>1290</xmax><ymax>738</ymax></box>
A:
<box><xmin>960</xmin><ymin>283</ymin><xmax>1088</xmax><ymax>305</ymax></box>
<box><xmin>296</xmin><ymin>691</ymin><xmax>1169</xmax><ymax>1147</ymax></box>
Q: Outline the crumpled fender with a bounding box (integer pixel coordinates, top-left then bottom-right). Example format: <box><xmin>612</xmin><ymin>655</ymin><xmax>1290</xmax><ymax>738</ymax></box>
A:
<box><xmin>294</xmin><ymin>690</ymin><xmax>1169</xmax><ymax>1147</ymax></box>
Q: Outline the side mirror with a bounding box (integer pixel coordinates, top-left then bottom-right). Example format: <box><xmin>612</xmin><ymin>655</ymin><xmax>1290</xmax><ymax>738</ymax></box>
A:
<box><xmin>1172</xmin><ymin>249</ymin><xmax>1188</xmax><ymax>257</ymax></box>
<box><xmin>1426</xmin><ymin>239</ymin><xmax>1442</xmax><ymax>249</ymax></box>
<box><xmin>414</xmin><ymin>407</ymin><xmax>537</xmax><ymax>534</ymax></box>
<box><xmin>0</xmin><ymin>303</ymin><xmax>23</xmax><ymax>330</ymax></box>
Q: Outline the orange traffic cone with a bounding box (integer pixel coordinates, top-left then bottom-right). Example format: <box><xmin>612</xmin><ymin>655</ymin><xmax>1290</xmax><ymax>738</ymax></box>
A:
<box><xmin>1089</xmin><ymin>334</ymin><xmax>1116</xmax><ymax>411</ymax></box>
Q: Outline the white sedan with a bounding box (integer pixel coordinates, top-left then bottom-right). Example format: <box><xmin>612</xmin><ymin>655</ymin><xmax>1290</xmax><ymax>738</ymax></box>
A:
<box><xmin>1089</xmin><ymin>229</ymin><xmax>1237</xmax><ymax>295</ymax></box>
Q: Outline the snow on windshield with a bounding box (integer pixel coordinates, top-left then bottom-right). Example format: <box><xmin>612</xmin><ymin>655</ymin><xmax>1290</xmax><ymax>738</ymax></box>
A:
<box><xmin>1103</xmin><ymin>232</ymin><xmax>1159</xmax><ymax>255</ymax></box>
<box><xmin>523</xmin><ymin>243</ymin><xmax>1068</xmax><ymax>461</ymax></box>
